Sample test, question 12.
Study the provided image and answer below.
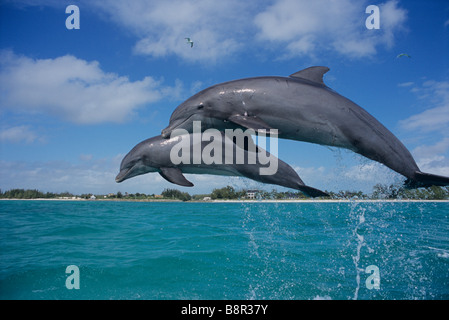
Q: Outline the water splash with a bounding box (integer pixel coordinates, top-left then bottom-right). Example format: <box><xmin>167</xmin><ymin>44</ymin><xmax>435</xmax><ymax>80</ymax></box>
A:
<box><xmin>350</xmin><ymin>202</ymin><xmax>366</xmax><ymax>300</ymax></box>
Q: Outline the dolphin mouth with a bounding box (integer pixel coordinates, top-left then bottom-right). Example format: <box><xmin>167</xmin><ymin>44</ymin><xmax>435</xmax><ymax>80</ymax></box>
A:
<box><xmin>161</xmin><ymin>115</ymin><xmax>195</xmax><ymax>138</ymax></box>
<box><xmin>161</xmin><ymin>122</ymin><xmax>182</xmax><ymax>138</ymax></box>
<box><xmin>161</xmin><ymin>127</ymin><xmax>172</xmax><ymax>138</ymax></box>
<box><xmin>115</xmin><ymin>167</ymin><xmax>132</xmax><ymax>183</ymax></box>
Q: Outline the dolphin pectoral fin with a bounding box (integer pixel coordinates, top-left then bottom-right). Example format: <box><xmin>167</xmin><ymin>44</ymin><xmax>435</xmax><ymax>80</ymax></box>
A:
<box><xmin>159</xmin><ymin>167</ymin><xmax>194</xmax><ymax>187</ymax></box>
<box><xmin>228</xmin><ymin>114</ymin><xmax>277</xmax><ymax>133</ymax></box>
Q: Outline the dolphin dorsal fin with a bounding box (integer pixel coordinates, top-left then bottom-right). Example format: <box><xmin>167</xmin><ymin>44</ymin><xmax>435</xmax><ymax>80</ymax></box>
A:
<box><xmin>289</xmin><ymin>66</ymin><xmax>330</xmax><ymax>85</ymax></box>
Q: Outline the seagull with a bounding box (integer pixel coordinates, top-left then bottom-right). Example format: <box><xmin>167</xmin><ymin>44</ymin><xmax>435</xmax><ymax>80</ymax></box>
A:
<box><xmin>185</xmin><ymin>38</ymin><xmax>194</xmax><ymax>48</ymax></box>
<box><xmin>397</xmin><ymin>53</ymin><xmax>411</xmax><ymax>58</ymax></box>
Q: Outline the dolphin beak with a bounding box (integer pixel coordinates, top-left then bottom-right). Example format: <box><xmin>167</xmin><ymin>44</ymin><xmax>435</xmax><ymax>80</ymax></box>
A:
<box><xmin>161</xmin><ymin>115</ymin><xmax>195</xmax><ymax>138</ymax></box>
<box><xmin>161</xmin><ymin>126</ymin><xmax>172</xmax><ymax>138</ymax></box>
<box><xmin>161</xmin><ymin>121</ymin><xmax>181</xmax><ymax>138</ymax></box>
<box><xmin>115</xmin><ymin>167</ymin><xmax>132</xmax><ymax>183</ymax></box>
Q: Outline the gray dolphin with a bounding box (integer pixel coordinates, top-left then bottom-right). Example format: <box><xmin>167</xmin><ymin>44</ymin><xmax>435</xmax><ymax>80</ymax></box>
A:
<box><xmin>116</xmin><ymin>133</ymin><xmax>328</xmax><ymax>198</ymax></box>
<box><xmin>161</xmin><ymin>66</ymin><xmax>449</xmax><ymax>188</ymax></box>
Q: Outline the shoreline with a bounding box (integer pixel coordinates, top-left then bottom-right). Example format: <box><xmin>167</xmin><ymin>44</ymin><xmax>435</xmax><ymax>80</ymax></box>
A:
<box><xmin>1</xmin><ymin>198</ymin><xmax>449</xmax><ymax>203</ymax></box>
<box><xmin>0</xmin><ymin>198</ymin><xmax>181</xmax><ymax>202</ymax></box>
<box><xmin>208</xmin><ymin>199</ymin><xmax>449</xmax><ymax>203</ymax></box>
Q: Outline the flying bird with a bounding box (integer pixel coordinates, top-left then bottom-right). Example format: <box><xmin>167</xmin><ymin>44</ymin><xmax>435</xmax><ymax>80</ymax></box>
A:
<box><xmin>397</xmin><ymin>53</ymin><xmax>411</xmax><ymax>59</ymax></box>
<box><xmin>185</xmin><ymin>38</ymin><xmax>194</xmax><ymax>48</ymax></box>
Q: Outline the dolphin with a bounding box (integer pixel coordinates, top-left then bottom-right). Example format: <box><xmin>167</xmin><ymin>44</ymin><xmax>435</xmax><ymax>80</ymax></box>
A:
<box><xmin>116</xmin><ymin>133</ymin><xmax>328</xmax><ymax>198</ymax></box>
<box><xmin>161</xmin><ymin>66</ymin><xmax>449</xmax><ymax>188</ymax></box>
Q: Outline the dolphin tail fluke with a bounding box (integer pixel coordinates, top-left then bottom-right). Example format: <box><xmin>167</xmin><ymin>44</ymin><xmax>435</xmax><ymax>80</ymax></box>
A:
<box><xmin>405</xmin><ymin>171</ymin><xmax>449</xmax><ymax>188</ymax></box>
<box><xmin>297</xmin><ymin>185</ymin><xmax>329</xmax><ymax>198</ymax></box>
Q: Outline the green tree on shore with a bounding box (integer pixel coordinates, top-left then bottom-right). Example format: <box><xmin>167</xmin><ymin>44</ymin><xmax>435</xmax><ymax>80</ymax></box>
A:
<box><xmin>210</xmin><ymin>186</ymin><xmax>245</xmax><ymax>199</ymax></box>
<box><xmin>161</xmin><ymin>188</ymin><xmax>191</xmax><ymax>201</ymax></box>
<box><xmin>1</xmin><ymin>185</ymin><xmax>448</xmax><ymax>201</ymax></box>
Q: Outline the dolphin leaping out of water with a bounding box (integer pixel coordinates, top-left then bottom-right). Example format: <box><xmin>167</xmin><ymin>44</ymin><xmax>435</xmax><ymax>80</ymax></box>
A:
<box><xmin>116</xmin><ymin>133</ymin><xmax>328</xmax><ymax>198</ymax></box>
<box><xmin>161</xmin><ymin>66</ymin><xmax>449</xmax><ymax>188</ymax></box>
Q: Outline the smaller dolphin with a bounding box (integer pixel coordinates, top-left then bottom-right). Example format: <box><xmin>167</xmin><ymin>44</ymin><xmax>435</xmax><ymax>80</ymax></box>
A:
<box><xmin>116</xmin><ymin>133</ymin><xmax>328</xmax><ymax>198</ymax></box>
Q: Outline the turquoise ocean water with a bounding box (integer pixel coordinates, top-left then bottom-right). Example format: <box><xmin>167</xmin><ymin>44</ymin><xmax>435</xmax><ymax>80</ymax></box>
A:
<box><xmin>0</xmin><ymin>200</ymin><xmax>448</xmax><ymax>300</ymax></box>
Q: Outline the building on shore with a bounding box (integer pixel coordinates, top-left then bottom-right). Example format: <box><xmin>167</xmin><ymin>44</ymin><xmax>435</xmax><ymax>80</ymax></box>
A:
<box><xmin>246</xmin><ymin>190</ymin><xmax>260</xmax><ymax>199</ymax></box>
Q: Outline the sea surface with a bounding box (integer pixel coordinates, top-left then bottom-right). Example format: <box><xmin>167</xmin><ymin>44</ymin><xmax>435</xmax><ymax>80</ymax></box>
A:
<box><xmin>0</xmin><ymin>200</ymin><xmax>448</xmax><ymax>300</ymax></box>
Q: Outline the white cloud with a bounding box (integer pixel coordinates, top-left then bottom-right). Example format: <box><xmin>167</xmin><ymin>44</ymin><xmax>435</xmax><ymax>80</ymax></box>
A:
<box><xmin>0</xmin><ymin>158</ymin><xmax>118</xmax><ymax>195</ymax></box>
<box><xmin>88</xmin><ymin>0</ymin><xmax>251</xmax><ymax>63</ymax></box>
<box><xmin>397</xmin><ymin>81</ymin><xmax>414</xmax><ymax>87</ymax></box>
<box><xmin>292</xmin><ymin>160</ymin><xmax>402</xmax><ymax>194</ymax></box>
<box><xmin>0</xmin><ymin>125</ymin><xmax>38</xmax><ymax>144</ymax></box>
<box><xmin>343</xmin><ymin>162</ymin><xmax>399</xmax><ymax>185</ymax></box>
<box><xmin>399</xmin><ymin>80</ymin><xmax>449</xmax><ymax>176</ymax></box>
<box><xmin>414</xmin><ymin>154</ymin><xmax>449</xmax><ymax>177</ymax></box>
<box><xmin>254</xmin><ymin>0</ymin><xmax>407</xmax><ymax>59</ymax></box>
<box><xmin>412</xmin><ymin>140</ymin><xmax>449</xmax><ymax>178</ymax></box>
<box><xmin>401</xmin><ymin>105</ymin><xmax>449</xmax><ymax>133</ymax></box>
<box><xmin>0</xmin><ymin>50</ymin><xmax>171</xmax><ymax>124</ymax></box>
<box><xmin>399</xmin><ymin>80</ymin><xmax>449</xmax><ymax>133</ymax></box>
<box><xmin>0</xmin><ymin>155</ymin><xmax>245</xmax><ymax>195</ymax></box>
<box><xmin>98</xmin><ymin>0</ymin><xmax>407</xmax><ymax>61</ymax></box>
<box><xmin>5</xmin><ymin>0</ymin><xmax>408</xmax><ymax>62</ymax></box>
<box><xmin>413</xmin><ymin>138</ymin><xmax>449</xmax><ymax>158</ymax></box>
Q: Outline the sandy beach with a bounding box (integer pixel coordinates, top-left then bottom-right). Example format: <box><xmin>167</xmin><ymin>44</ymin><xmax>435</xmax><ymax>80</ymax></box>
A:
<box><xmin>208</xmin><ymin>199</ymin><xmax>449</xmax><ymax>203</ymax></box>
<box><xmin>1</xmin><ymin>198</ymin><xmax>448</xmax><ymax>203</ymax></box>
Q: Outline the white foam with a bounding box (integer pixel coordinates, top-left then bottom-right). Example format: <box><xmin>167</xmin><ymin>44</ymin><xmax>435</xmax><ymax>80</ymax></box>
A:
<box><xmin>312</xmin><ymin>295</ymin><xmax>332</xmax><ymax>300</ymax></box>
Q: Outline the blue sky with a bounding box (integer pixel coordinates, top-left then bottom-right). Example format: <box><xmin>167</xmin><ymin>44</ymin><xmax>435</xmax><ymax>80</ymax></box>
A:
<box><xmin>0</xmin><ymin>0</ymin><xmax>448</xmax><ymax>195</ymax></box>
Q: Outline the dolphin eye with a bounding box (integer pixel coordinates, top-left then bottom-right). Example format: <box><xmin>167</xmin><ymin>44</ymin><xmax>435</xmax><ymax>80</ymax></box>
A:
<box><xmin>197</xmin><ymin>105</ymin><xmax>204</xmax><ymax>110</ymax></box>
